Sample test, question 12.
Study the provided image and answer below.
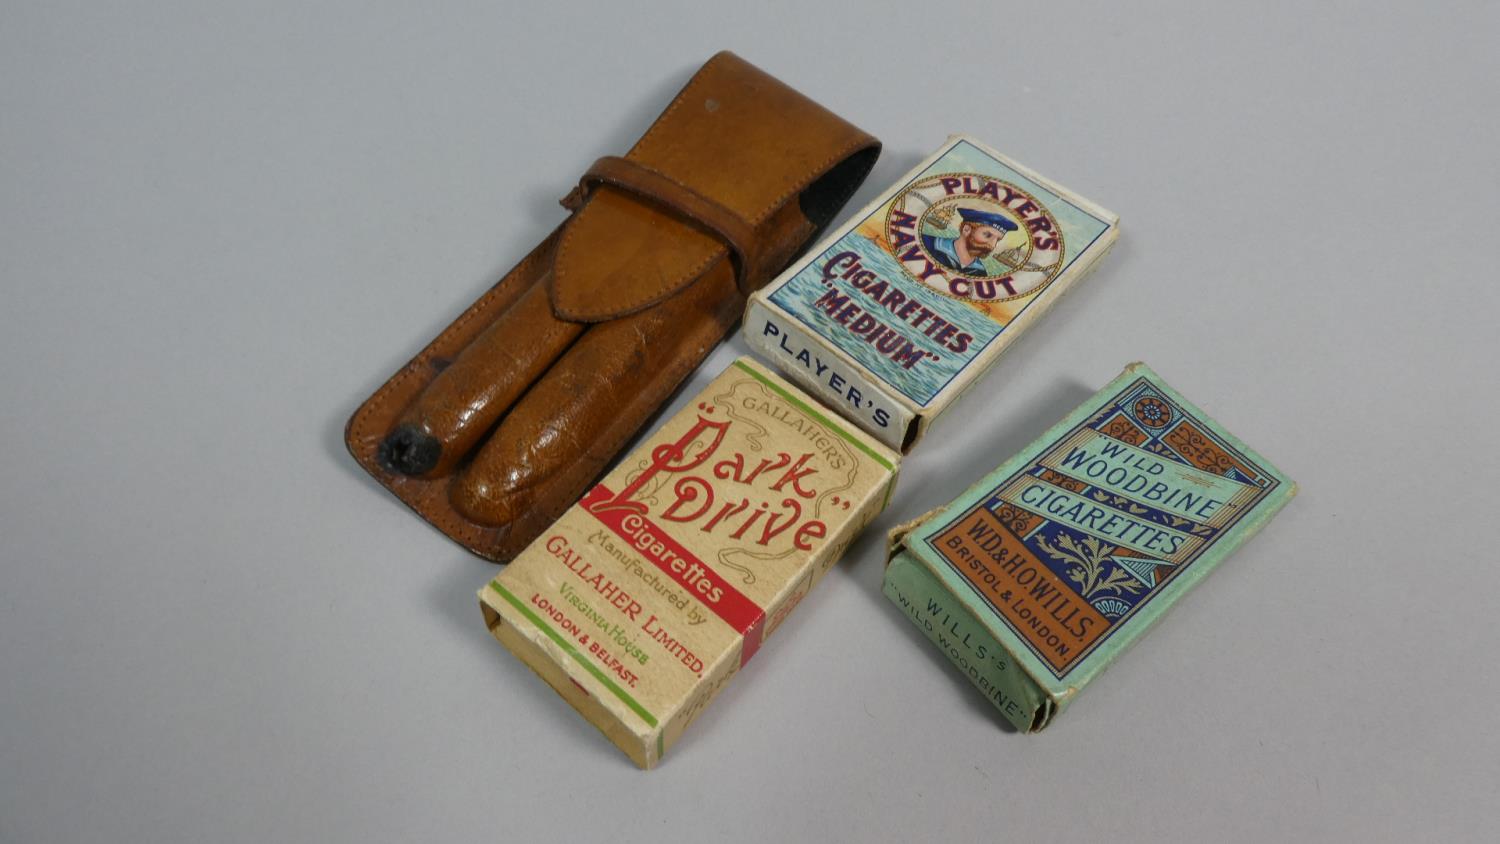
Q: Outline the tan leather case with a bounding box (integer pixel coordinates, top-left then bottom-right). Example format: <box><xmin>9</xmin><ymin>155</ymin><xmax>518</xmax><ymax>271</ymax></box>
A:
<box><xmin>345</xmin><ymin>52</ymin><xmax>880</xmax><ymax>561</ymax></box>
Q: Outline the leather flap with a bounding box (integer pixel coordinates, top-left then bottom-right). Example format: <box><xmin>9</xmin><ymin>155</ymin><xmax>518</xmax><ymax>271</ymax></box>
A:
<box><xmin>550</xmin><ymin>51</ymin><xmax>875</xmax><ymax>322</ymax></box>
<box><xmin>552</xmin><ymin>186</ymin><xmax>727</xmax><ymax>322</ymax></box>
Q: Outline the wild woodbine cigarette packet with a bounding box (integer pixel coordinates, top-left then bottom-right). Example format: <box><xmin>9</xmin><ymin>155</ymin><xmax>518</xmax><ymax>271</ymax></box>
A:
<box><xmin>745</xmin><ymin>134</ymin><xmax>1119</xmax><ymax>453</ymax></box>
<box><xmin>883</xmin><ymin>363</ymin><xmax>1295</xmax><ymax>731</ymax></box>
<box><xmin>479</xmin><ymin>357</ymin><xmax>898</xmax><ymax>768</ymax></box>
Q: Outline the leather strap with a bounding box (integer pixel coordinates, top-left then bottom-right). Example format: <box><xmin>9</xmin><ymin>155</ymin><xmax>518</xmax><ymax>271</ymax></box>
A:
<box><xmin>548</xmin><ymin>51</ymin><xmax>878</xmax><ymax>323</ymax></box>
<box><xmin>560</xmin><ymin>155</ymin><xmax>757</xmax><ymax>291</ymax></box>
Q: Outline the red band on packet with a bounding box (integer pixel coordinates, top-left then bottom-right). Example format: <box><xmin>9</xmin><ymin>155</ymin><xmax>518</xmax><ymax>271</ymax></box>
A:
<box><xmin>582</xmin><ymin>484</ymin><xmax>766</xmax><ymax>663</ymax></box>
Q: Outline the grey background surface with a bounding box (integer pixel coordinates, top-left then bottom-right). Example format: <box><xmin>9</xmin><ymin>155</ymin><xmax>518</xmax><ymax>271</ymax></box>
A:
<box><xmin>3</xmin><ymin>2</ymin><xmax>1497</xmax><ymax>841</ymax></box>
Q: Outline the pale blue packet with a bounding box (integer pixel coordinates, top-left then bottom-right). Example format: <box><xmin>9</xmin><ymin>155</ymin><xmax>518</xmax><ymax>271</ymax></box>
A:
<box><xmin>746</xmin><ymin>135</ymin><xmax>1119</xmax><ymax>451</ymax></box>
<box><xmin>883</xmin><ymin>363</ymin><xmax>1296</xmax><ymax>731</ymax></box>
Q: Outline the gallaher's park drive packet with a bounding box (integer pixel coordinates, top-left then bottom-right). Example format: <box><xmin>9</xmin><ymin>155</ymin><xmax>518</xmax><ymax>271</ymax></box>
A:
<box><xmin>481</xmin><ymin>358</ymin><xmax>898</xmax><ymax>768</ymax></box>
<box><xmin>746</xmin><ymin>135</ymin><xmax>1119</xmax><ymax>452</ymax></box>
<box><xmin>884</xmin><ymin>363</ymin><xmax>1295</xmax><ymax>731</ymax></box>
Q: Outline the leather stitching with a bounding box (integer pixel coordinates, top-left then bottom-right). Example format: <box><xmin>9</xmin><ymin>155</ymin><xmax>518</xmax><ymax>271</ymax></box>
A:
<box><xmin>552</xmin><ymin>52</ymin><xmax>875</xmax><ymax>320</ymax></box>
<box><xmin>583</xmin><ymin>156</ymin><xmax>755</xmax><ymax>258</ymax></box>
<box><xmin>626</xmin><ymin>52</ymin><xmax>728</xmax><ymax>161</ymax></box>
<box><xmin>626</xmin><ymin>53</ymin><xmax>875</xmax><ymax>227</ymax></box>
<box><xmin>747</xmin><ymin>135</ymin><xmax>877</xmax><ymax>226</ymax></box>
<box><xmin>553</xmin><ymin>193</ymin><xmax>727</xmax><ymax>321</ymax></box>
<box><xmin>352</xmin><ymin>242</ymin><xmax>548</xmax><ymax>433</ymax></box>
<box><xmin>552</xmin><ymin>52</ymin><xmax>732</xmax><ymax>322</ymax></box>
<box><xmin>553</xmin><ymin>131</ymin><xmax>872</xmax><ymax>319</ymax></box>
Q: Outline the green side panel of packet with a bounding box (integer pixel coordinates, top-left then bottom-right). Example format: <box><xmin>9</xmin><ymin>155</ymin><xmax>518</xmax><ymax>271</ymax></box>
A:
<box><xmin>883</xmin><ymin>362</ymin><xmax>1296</xmax><ymax>731</ymax></box>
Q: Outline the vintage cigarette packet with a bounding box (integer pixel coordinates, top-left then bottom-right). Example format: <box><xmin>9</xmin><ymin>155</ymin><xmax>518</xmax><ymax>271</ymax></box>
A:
<box><xmin>883</xmin><ymin>363</ymin><xmax>1295</xmax><ymax>731</ymax></box>
<box><xmin>479</xmin><ymin>357</ymin><xmax>899</xmax><ymax>767</ymax></box>
<box><xmin>745</xmin><ymin>134</ymin><xmax>1119</xmax><ymax>452</ymax></box>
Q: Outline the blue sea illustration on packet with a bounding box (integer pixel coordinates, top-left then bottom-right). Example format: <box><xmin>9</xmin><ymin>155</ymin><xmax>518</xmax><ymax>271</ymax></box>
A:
<box><xmin>768</xmin><ymin>140</ymin><xmax>1112</xmax><ymax>406</ymax></box>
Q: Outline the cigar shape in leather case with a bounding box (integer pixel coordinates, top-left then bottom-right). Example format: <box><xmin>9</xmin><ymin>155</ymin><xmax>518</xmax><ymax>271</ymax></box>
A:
<box><xmin>378</xmin><ymin>276</ymin><xmax>580</xmax><ymax>479</ymax></box>
<box><xmin>345</xmin><ymin>51</ymin><xmax>881</xmax><ymax>562</ymax></box>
